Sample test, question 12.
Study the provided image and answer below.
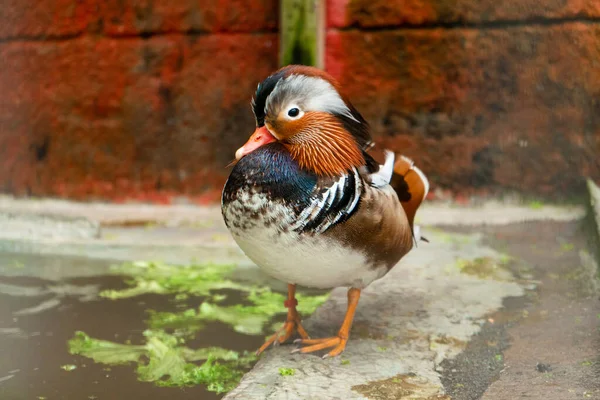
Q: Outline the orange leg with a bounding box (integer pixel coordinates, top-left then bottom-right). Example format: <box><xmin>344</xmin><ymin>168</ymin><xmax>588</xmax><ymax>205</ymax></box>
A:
<box><xmin>293</xmin><ymin>287</ymin><xmax>361</xmax><ymax>358</ymax></box>
<box><xmin>256</xmin><ymin>284</ymin><xmax>310</xmax><ymax>355</ymax></box>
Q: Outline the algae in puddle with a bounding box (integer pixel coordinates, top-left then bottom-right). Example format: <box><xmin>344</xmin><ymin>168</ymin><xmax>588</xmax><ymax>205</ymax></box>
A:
<box><xmin>71</xmin><ymin>260</ymin><xmax>330</xmax><ymax>394</ymax></box>
<box><xmin>69</xmin><ymin>330</ymin><xmax>256</xmax><ymax>393</ymax></box>
<box><xmin>149</xmin><ymin>288</ymin><xmax>329</xmax><ymax>335</ymax></box>
<box><xmin>108</xmin><ymin>259</ymin><xmax>330</xmax><ymax>337</ymax></box>
<box><xmin>100</xmin><ymin>261</ymin><xmax>249</xmax><ymax>299</ymax></box>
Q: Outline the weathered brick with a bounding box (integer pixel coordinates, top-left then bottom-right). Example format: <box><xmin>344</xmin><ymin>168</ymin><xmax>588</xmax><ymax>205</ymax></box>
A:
<box><xmin>0</xmin><ymin>0</ymin><xmax>97</xmax><ymax>39</ymax></box>
<box><xmin>2</xmin><ymin>0</ymin><xmax>599</xmax><ymax>201</ymax></box>
<box><xmin>326</xmin><ymin>23</ymin><xmax>600</xmax><ymax>196</ymax></box>
<box><xmin>101</xmin><ymin>0</ymin><xmax>278</xmax><ymax>35</ymax></box>
<box><xmin>328</xmin><ymin>0</ymin><xmax>600</xmax><ymax>28</ymax></box>
<box><xmin>0</xmin><ymin>0</ymin><xmax>277</xmax><ymax>40</ymax></box>
<box><xmin>0</xmin><ymin>34</ymin><xmax>278</xmax><ymax>200</ymax></box>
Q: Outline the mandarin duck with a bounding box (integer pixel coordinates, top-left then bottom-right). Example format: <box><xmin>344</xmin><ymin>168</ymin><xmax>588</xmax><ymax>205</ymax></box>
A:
<box><xmin>221</xmin><ymin>65</ymin><xmax>429</xmax><ymax>358</ymax></box>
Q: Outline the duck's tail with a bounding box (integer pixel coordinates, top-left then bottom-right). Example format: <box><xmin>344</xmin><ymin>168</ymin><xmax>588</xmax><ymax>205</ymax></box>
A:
<box><xmin>390</xmin><ymin>155</ymin><xmax>429</xmax><ymax>232</ymax></box>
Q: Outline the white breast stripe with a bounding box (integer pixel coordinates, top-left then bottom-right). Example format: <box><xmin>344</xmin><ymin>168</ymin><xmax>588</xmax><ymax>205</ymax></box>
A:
<box><xmin>290</xmin><ymin>168</ymin><xmax>362</xmax><ymax>234</ymax></box>
<box><xmin>315</xmin><ymin>168</ymin><xmax>362</xmax><ymax>233</ymax></box>
<box><xmin>288</xmin><ymin>189</ymin><xmax>326</xmax><ymax>231</ymax></box>
<box><xmin>334</xmin><ymin>174</ymin><xmax>346</xmax><ymax>201</ymax></box>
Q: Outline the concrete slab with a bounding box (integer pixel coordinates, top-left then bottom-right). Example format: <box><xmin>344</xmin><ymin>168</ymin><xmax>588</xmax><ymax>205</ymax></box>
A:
<box><xmin>224</xmin><ymin>230</ymin><xmax>525</xmax><ymax>400</ymax></box>
<box><xmin>0</xmin><ymin>195</ymin><xmax>586</xmax><ymax>228</ymax></box>
<box><xmin>225</xmin><ymin>220</ymin><xmax>600</xmax><ymax>400</ymax></box>
<box><xmin>0</xmin><ymin>195</ymin><xmax>597</xmax><ymax>399</ymax></box>
<box><xmin>474</xmin><ymin>222</ymin><xmax>600</xmax><ymax>400</ymax></box>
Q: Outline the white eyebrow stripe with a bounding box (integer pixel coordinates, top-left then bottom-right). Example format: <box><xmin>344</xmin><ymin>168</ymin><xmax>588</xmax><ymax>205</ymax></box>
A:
<box><xmin>265</xmin><ymin>75</ymin><xmax>359</xmax><ymax>123</ymax></box>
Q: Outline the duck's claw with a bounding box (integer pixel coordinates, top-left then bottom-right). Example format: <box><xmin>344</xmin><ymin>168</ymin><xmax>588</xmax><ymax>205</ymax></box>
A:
<box><xmin>292</xmin><ymin>336</ymin><xmax>348</xmax><ymax>358</ymax></box>
<box><xmin>256</xmin><ymin>317</ymin><xmax>310</xmax><ymax>355</ymax></box>
<box><xmin>255</xmin><ymin>284</ymin><xmax>310</xmax><ymax>356</ymax></box>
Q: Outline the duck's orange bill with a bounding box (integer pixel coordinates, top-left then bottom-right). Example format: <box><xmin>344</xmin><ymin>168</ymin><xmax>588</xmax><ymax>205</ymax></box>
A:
<box><xmin>235</xmin><ymin>126</ymin><xmax>277</xmax><ymax>160</ymax></box>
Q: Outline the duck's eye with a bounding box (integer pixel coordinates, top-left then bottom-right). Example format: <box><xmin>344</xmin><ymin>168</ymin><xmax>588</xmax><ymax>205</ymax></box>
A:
<box><xmin>287</xmin><ymin>108</ymin><xmax>300</xmax><ymax>117</ymax></box>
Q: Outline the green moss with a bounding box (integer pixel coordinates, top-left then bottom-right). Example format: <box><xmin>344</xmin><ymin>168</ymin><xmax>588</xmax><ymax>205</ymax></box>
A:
<box><xmin>454</xmin><ymin>257</ymin><xmax>512</xmax><ymax>281</ymax></box>
<box><xmin>281</xmin><ymin>0</ymin><xmax>320</xmax><ymax>66</ymax></box>
<box><xmin>68</xmin><ymin>330</ymin><xmax>256</xmax><ymax>394</ymax></box>
<box><xmin>498</xmin><ymin>254</ymin><xmax>513</xmax><ymax>264</ymax></box>
<box><xmin>211</xmin><ymin>294</ymin><xmax>228</xmax><ymax>303</ymax></box>
<box><xmin>560</xmin><ymin>243</ymin><xmax>574</xmax><ymax>252</ymax></box>
<box><xmin>528</xmin><ymin>201</ymin><xmax>544</xmax><ymax>210</ymax></box>
<box><xmin>278</xmin><ymin>367</ymin><xmax>295</xmax><ymax>376</ymax></box>
<box><xmin>148</xmin><ymin>288</ymin><xmax>329</xmax><ymax>336</ymax></box>
<box><xmin>100</xmin><ymin>261</ymin><xmax>248</xmax><ymax>299</ymax></box>
<box><xmin>341</xmin><ymin>359</ymin><xmax>350</xmax><ymax>365</ymax></box>
<box><xmin>428</xmin><ymin>229</ymin><xmax>477</xmax><ymax>246</ymax></box>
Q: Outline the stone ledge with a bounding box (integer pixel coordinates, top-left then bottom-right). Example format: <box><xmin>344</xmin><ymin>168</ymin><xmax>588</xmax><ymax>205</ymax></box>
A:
<box><xmin>586</xmin><ymin>179</ymin><xmax>600</xmax><ymax>274</ymax></box>
<box><xmin>0</xmin><ymin>211</ymin><xmax>99</xmax><ymax>241</ymax></box>
<box><xmin>0</xmin><ymin>195</ymin><xmax>585</xmax><ymax>264</ymax></box>
<box><xmin>0</xmin><ymin>196</ymin><xmax>586</xmax><ymax>228</ymax></box>
<box><xmin>587</xmin><ymin>179</ymin><xmax>600</xmax><ymax>239</ymax></box>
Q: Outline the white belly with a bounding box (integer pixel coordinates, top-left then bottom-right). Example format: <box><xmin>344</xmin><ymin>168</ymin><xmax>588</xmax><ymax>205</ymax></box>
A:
<box><xmin>231</xmin><ymin>226</ymin><xmax>387</xmax><ymax>289</ymax></box>
<box><xmin>223</xmin><ymin>193</ymin><xmax>387</xmax><ymax>289</ymax></box>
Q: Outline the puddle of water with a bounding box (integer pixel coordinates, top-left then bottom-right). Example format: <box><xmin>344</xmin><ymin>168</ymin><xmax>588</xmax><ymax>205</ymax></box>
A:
<box><xmin>0</xmin><ymin>254</ymin><xmax>328</xmax><ymax>399</ymax></box>
<box><xmin>0</xmin><ymin>252</ymin><xmax>112</xmax><ymax>281</ymax></box>
<box><xmin>0</xmin><ymin>275</ymin><xmax>256</xmax><ymax>399</ymax></box>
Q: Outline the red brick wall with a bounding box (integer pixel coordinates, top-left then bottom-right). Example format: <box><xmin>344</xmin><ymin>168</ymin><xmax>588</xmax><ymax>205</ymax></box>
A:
<box><xmin>326</xmin><ymin>0</ymin><xmax>600</xmax><ymax>198</ymax></box>
<box><xmin>0</xmin><ymin>0</ymin><xmax>279</xmax><ymax>203</ymax></box>
<box><xmin>1</xmin><ymin>0</ymin><xmax>599</xmax><ymax>202</ymax></box>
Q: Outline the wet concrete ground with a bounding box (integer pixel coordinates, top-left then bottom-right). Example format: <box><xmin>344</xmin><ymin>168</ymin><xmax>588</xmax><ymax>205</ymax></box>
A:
<box><xmin>442</xmin><ymin>222</ymin><xmax>600</xmax><ymax>399</ymax></box>
<box><xmin>0</xmin><ymin>198</ymin><xmax>598</xmax><ymax>399</ymax></box>
<box><xmin>224</xmin><ymin>220</ymin><xmax>599</xmax><ymax>400</ymax></box>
